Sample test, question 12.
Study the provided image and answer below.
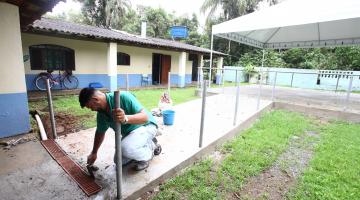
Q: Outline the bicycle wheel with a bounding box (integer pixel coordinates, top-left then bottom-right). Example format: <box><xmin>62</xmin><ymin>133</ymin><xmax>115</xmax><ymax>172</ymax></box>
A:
<box><xmin>63</xmin><ymin>75</ymin><xmax>79</xmax><ymax>89</ymax></box>
<box><xmin>35</xmin><ymin>75</ymin><xmax>53</xmax><ymax>91</ymax></box>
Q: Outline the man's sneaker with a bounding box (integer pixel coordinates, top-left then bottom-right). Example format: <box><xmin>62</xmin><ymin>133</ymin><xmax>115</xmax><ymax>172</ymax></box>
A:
<box><xmin>152</xmin><ymin>137</ymin><xmax>162</xmax><ymax>156</ymax></box>
<box><xmin>133</xmin><ymin>160</ymin><xmax>149</xmax><ymax>171</ymax></box>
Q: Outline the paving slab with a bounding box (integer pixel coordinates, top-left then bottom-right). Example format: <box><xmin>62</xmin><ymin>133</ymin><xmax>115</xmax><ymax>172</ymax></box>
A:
<box><xmin>0</xmin><ymin>141</ymin><xmax>87</xmax><ymax>200</ymax></box>
<box><xmin>56</xmin><ymin>94</ymin><xmax>272</xmax><ymax>199</ymax></box>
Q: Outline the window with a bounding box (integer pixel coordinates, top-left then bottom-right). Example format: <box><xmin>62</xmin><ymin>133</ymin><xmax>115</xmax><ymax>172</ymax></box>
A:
<box><xmin>117</xmin><ymin>52</ymin><xmax>130</xmax><ymax>65</ymax></box>
<box><xmin>29</xmin><ymin>44</ymin><xmax>75</xmax><ymax>71</ymax></box>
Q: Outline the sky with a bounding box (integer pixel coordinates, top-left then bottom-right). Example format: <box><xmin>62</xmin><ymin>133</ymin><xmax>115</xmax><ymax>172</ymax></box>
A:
<box><xmin>48</xmin><ymin>0</ymin><xmax>210</xmax><ymax>32</ymax></box>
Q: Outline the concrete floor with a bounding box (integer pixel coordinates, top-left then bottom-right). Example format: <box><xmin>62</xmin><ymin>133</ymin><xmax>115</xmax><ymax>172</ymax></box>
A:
<box><xmin>208</xmin><ymin>84</ymin><xmax>360</xmax><ymax>113</ymax></box>
<box><xmin>56</xmin><ymin>94</ymin><xmax>272</xmax><ymax>199</ymax></box>
<box><xmin>2</xmin><ymin>85</ymin><xmax>359</xmax><ymax>200</ymax></box>
<box><xmin>0</xmin><ymin>141</ymin><xmax>87</xmax><ymax>200</ymax></box>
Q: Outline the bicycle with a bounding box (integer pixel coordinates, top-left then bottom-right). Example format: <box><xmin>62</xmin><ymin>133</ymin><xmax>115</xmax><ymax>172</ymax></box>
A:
<box><xmin>34</xmin><ymin>70</ymin><xmax>79</xmax><ymax>91</ymax></box>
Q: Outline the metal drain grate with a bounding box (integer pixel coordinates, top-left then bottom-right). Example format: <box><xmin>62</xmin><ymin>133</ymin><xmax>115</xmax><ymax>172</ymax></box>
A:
<box><xmin>41</xmin><ymin>140</ymin><xmax>102</xmax><ymax>196</ymax></box>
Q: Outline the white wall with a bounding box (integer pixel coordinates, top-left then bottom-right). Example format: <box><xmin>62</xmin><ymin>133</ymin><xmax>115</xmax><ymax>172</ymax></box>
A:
<box><xmin>22</xmin><ymin>33</ymin><xmax>108</xmax><ymax>74</ymax></box>
<box><xmin>0</xmin><ymin>3</ymin><xmax>26</xmax><ymax>93</ymax></box>
<box><xmin>22</xmin><ymin>33</ymin><xmax>195</xmax><ymax>77</ymax></box>
<box><xmin>117</xmin><ymin>45</ymin><xmax>193</xmax><ymax>75</ymax></box>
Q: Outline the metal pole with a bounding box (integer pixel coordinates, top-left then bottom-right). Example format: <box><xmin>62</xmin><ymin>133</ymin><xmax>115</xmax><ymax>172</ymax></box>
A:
<box><xmin>208</xmin><ymin>32</ymin><xmax>214</xmax><ymax>88</ymax></box>
<box><xmin>126</xmin><ymin>74</ymin><xmax>129</xmax><ymax>91</ymax></box>
<box><xmin>114</xmin><ymin>91</ymin><xmax>122</xmax><ymax>200</ymax></box>
<box><xmin>335</xmin><ymin>75</ymin><xmax>340</xmax><ymax>93</ymax></box>
<box><xmin>199</xmin><ymin>79</ymin><xmax>207</xmax><ymax>148</ymax></box>
<box><xmin>168</xmin><ymin>72</ymin><xmax>171</xmax><ymax>95</ymax></box>
<box><xmin>197</xmin><ymin>67</ymin><xmax>200</xmax><ymax>88</ymax></box>
<box><xmin>344</xmin><ymin>75</ymin><xmax>353</xmax><ymax>111</ymax></box>
<box><xmin>222</xmin><ymin>68</ymin><xmax>226</xmax><ymax>94</ymax></box>
<box><xmin>271</xmin><ymin>72</ymin><xmax>278</xmax><ymax>101</ymax></box>
<box><xmin>290</xmin><ymin>72</ymin><xmax>294</xmax><ymax>87</ymax></box>
<box><xmin>233</xmin><ymin>70</ymin><xmax>240</xmax><ymax>126</ymax></box>
<box><xmin>257</xmin><ymin>49</ymin><xmax>265</xmax><ymax>110</ymax></box>
<box><xmin>46</xmin><ymin>78</ymin><xmax>57</xmax><ymax>139</ymax></box>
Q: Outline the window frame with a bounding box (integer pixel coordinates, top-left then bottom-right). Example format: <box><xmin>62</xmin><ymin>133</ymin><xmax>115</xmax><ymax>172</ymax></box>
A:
<box><xmin>29</xmin><ymin>44</ymin><xmax>75</xmax><ymax>71</ymax></box>
<box><xmin>117</xmin><ymin>52</ymin><xmax>131</xmax><ymax>66</ymax></box>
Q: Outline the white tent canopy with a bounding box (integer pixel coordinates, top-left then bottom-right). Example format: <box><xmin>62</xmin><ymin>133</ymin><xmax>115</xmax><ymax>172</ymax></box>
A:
<box><xmin>212</xmin><ymin>0</ymin><xmax>360</xmax><ymax>49</ymax></box>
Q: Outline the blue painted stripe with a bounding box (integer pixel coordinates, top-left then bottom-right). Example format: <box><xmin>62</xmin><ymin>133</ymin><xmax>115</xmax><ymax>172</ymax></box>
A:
<box><xmin>26</xmin><ymin>73</ymin><xmax>197</xmax><ymax>91</ymax></box>
<box><xmin>76</xmin><ymin>74</ymin><xmax>110</xmax><ymax>89</ymax></box>
<box><xmin>109</xmin><ymin>75</ymin><xmax>117</xmax><ymax>92</ymax></box>
<box><xmin>0</xmin><ymin>92</ymin><xmax>30</xmax><ymax>138</ymax></box>
<box><xmin>178</xmin><ymin>75</ymin><xmax>185</xmax><ymax>87</ymax></box>
<box><xmin>185</xmin><ymin>74</ymin><xmax>192</xmax><ymax>84</ymax></box>
<box><xmin>117</xmin><ymin>74</ymin><xmax>151</xmax><ymax>88</ymax></box>
<box><xmin>26</xmin><ymin>74</ymin><xmax>110</xmax><ymax>91</ymax></box>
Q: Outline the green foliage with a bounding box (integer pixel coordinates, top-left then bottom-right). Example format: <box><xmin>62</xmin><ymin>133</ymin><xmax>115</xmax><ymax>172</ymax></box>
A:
<box><xmin>237</xmin><ymin>49</ymin><xmax>286</xmax><ymax>67</ymax></box>
<box><xmin>243</xmin><ymin>63</ymin><xmax>257</xmax><ymax>74</ymax></box>
<box><xmin>77</xmin><ymin>0</ymin><xmax>130</xmax><ymax>28</ymax></box>
<box><xmin>138</xmin><ymin>7</ymin><xmax>173</xmax><ymax>38</ymax></box>
<box><xmin>334</xmin><ymin>47</ymin><xmax>360</xmax><ymax>71</ymax></box>
<box><xmin>201</xmin><ymin>0</ymin><xmax>269</xmax><ymax>21</ymax></box>
<box><xmin>282</xmin><ymin>48</ymin><xmax>307</xmax><ymax>68</ymax></box>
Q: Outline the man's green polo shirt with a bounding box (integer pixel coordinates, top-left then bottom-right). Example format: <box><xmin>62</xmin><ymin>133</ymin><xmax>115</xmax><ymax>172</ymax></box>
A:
<box><xmin>96</xmin><ymin>91</ymin><xmax>157</xmax><ymax>137</ymax></box>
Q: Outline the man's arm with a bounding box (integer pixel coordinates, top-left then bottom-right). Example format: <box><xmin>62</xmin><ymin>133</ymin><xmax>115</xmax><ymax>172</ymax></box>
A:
<box><xmin>113</xmin><ymin>108</ymin><xmax>148</xmax><ymax>124</ymax></box>
<box><xmin>87</xmin><ymin>131</ymin><xmax>105</xmax><ymax>165</ymax></box>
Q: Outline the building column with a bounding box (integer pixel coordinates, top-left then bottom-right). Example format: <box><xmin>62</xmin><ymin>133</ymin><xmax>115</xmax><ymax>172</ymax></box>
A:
<box><xmin>199</xmin><ymin>55</ymin><xmax>204</xmax><ymax>81</ymax></box>
<box><xmin>0</xmin><ymin>2</ymin><xmax>30</xmax><ymax>138</ymax></box>
<box><xmin>107</xmin><ymin>42</ymin><xmax>117</xmax><ymax>91</ymax></box>
<box><xmin>216</xmin><ymin>57</ymin><xmax>224</xmax><ymax>85</ymax></box>
<box><xmin>178</xmin><ymin>52</ymin><xmax>186</xmax><ymax>87</ymax></box>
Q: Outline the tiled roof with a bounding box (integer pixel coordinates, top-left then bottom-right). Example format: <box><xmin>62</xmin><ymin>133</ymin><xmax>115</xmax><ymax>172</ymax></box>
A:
<box><xmin>26</xmin><ymin>18</ymin><xmax>225</xmax><ymax>56</ymax></box>
<box><xmin>5</xmin><ymin>0</ymin><xmax>63</xmax><ymax>28</ymax></box>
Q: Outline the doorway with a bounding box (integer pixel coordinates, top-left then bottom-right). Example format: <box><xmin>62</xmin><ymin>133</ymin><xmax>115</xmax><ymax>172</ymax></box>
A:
<box><xmin>189</xmin><ymin>54</ymin><xmax>199</xmax><ymax>81</ymax></box>
<box><xmin>152</xmin><ymin>53</ymin><xmax>171</xmax><ymax>85</ymax></box>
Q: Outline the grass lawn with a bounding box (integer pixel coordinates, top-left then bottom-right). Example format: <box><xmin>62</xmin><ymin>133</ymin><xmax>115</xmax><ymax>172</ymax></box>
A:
<box><xmin>154</xmin><ymin>110</ymin><xmax>314</xmax><ymax>199</ymax></box>
<box><xmin>28</xmin><ymin>87</ymin><xmax>199</xmax><ymax>130</ymax></box>
<box><xmin>289</xmin><ymin>121</ymin><xmax>360</xmax><ymax>200</ymax></box>
<box><xmin>153</xmin><ymin>111</ymin><xmax>360</xmax><ymax>200</ymax></box>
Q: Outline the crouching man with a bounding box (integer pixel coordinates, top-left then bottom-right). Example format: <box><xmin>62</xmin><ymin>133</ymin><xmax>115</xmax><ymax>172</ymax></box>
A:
<box><xmin>79</xmin><ymin>88</ymin><xmax>161</xmax><ymax>171</ymax></box>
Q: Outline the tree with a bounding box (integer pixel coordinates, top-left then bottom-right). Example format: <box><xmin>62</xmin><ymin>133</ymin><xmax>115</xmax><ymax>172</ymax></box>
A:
<box><xmin>333</xmin><ymin>47</ymin><xmax>360</xmax><ymax>71</ymax></box>
<box><xmin>44</xmin><ymin>8</ymin><xmax>87</xmax><ymax>25</ymax></box>
<box><xmin>77</xmin><ymin>0</ymin><xmax>130</xmax><ymax>29</ymax></box>
<box><xmin>136</xmin><ymin>6</ymin><xmax>173</xmax><ymax>38</ymax></box>
<box><xmin>201</xmin><ymin>0</ymin><xmax>267</xmax><ymax>21</ymax></box>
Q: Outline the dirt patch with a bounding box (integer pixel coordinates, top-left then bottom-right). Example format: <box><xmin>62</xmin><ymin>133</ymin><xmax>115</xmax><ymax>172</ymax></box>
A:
<box><xmin>231</xmin><ymin>131</ymin><xmax>319</xmax><ymax>200</ymax></box>
<box><xmin>41</xmin><ymin>112</ymin><xmax>86</xmax><ymax>139</ymax></box>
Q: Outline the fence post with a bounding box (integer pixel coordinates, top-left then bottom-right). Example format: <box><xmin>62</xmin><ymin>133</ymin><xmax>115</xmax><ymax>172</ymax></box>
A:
<box><xmin>114</xmin><ymin>91</ymin><xmax>123</xmax><ymax>200</ymax></box>
<box><xmin>199</xmin><ymin>79</ymin><xmax>207</xmax><ymax>148</ymax></box>
<box><xmin>335</xmin><ymin>75</ymin><xmax>340</xmax><ymax>93</ymax></box>
<box><xmin>233</xmin><ymin>70</ymin><xmax>240</xmax><ymax>126</ymax></box>
<box><xmin>256</xmin><ymin>72</ymin><xmax>263</xmax><ymax>110</ymax></box>
<box><xmin>197</xmin><ymin>67</ymin><xmax>201</xmax><ymax>89</ymax></box>
<box><xmin>271</xmin><ymin>71</ymin><xmax>278</xmax><ymax>101</ymax></box>
<box><xmin>168</xmin><ymin>72</ymin><xmax>171</xmax><ymax>95</ymax></box>
<box><xmin>290</xmin><ymin>72</ymin><xmax>294</xmax><ymax>87</ymax></box>
<box><xmin>46</xmin><ymin>78</ymin><xmax>57</xmax><ymax>139</ymax></box>
<box><xmin>344</xmin><ymin>75</ymin><xmax>353</xmax><ymax>111</ymax></box>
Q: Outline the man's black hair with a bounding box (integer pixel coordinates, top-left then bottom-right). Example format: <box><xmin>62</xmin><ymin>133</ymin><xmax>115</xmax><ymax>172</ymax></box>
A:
<box><xmin>79</xmin><ymin>87</ymin><xmax>96</xmax><ymax>108</ymax></box>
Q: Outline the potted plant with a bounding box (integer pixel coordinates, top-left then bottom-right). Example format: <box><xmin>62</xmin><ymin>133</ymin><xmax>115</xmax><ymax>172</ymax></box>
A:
<box><xmin>244</xmin><ymin>63</ymin><xmax>259</xmax><ymax>83</ymax></box>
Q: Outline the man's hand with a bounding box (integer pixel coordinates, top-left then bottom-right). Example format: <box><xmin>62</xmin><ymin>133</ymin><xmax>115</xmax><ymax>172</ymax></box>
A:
<box><xmin>87</xmin><ymin>152</ymin><xmax>97</xmax><ymax>165</ymax></box>
<box><xmin>113</xmin><ymin>108</ymin><xmax>127</xmax><ymax>123</ymax></box>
